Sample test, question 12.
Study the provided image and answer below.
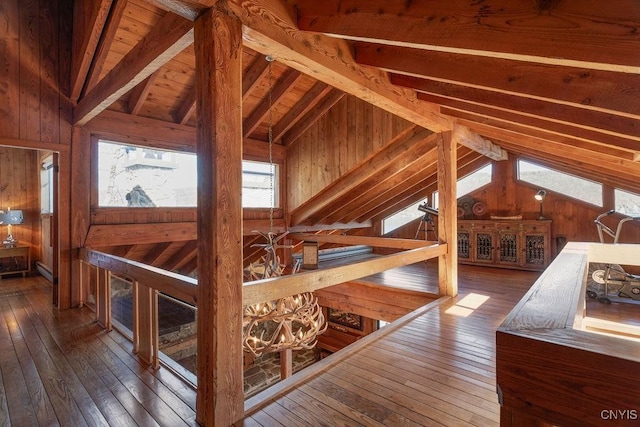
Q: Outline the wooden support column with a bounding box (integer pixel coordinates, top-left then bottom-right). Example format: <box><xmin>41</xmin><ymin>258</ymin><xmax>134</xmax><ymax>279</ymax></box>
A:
<box><xmin>194</xmin><ymin>3</ymin><xmax>244</xmax><ymax>426</ymax></box>
<box><xmin>437</xmin><ymin>131</ymin><xmax>458</xmax><ymax>296</ymax></box>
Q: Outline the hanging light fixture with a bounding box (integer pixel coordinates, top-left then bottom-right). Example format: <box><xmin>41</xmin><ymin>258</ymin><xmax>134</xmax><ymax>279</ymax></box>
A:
<box><xmin>242</xmin><ymin>57</ymin><xmax>326</xmax><ymax>357</ymax></box>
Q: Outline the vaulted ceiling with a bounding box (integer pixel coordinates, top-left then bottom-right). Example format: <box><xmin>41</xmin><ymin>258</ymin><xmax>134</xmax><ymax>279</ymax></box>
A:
<box><xmin>75</xmin><ymin>0</ymin><xmax>640</xmax><ymax>269</ymax></box>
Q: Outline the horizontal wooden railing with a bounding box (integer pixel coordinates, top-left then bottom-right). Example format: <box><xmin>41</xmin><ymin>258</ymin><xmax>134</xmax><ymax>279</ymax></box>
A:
<box><xmin>79</xmin><ymin>237</ymin><xmax>446</xmax><ymax>401</ymax></box>
<box><xmin>497</xmin><ymin>242</ymin><xmax>640</xmax><ymax>426</ymax></box>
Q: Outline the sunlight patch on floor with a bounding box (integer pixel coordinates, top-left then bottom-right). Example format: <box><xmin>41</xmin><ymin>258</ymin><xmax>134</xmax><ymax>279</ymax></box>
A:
<box><xmin>445</xmin><ymin>293</ymin><xmax>491</xmax><ymax>317</ymax></box>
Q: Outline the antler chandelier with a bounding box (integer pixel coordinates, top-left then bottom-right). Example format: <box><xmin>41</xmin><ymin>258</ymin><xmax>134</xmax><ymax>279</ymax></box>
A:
<box><xmin>242</xmin><ymin>231</ymin><xmax>326</xmax><ymax>356</ymax></box>
<box><xmin>241</xmin><ymin>57</ymin><xmax>327</xmax><ymax>356</ymax></box>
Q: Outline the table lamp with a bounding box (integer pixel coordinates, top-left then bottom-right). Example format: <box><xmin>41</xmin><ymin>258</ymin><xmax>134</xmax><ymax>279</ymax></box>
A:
<box><xmin>2</xmin><ymin>209</ymin><xmax>23</xmax><ymax>247</ymax></box>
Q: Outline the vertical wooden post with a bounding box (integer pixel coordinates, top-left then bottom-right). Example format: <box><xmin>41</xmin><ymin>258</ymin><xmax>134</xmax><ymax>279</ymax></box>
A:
<box><xmin>194</xmin><ymin>3</ymin><xmax>244</xmax><ymax>425</ymax></box>
<box><xmin>133</xmin><ymin>280</ymin><xmax>159</xmax><ymax>368</ymax></box>
<box><xmin>280</xmin><ymin>349</ymin><xmax>293</xmax><ymax>379</ymax></box>
<box><xmin>438</xmin><ymin>131</ymin><xmax>458</xmax><ymax>296</ymax></box>
<box><xmin>95</xmin><ymin>267</ymin><xmax>111</xmax><ymax>331</ymax></box>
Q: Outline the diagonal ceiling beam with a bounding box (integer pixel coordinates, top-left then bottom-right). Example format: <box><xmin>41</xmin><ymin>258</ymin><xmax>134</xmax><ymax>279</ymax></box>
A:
<box><xmin>128</xmin><ymin>71</ymin><xmax>159</xmax><ymax>115</ymax></box>
<box><xmin>140</xmin><ymin>0</ymin><xmax>218</xmax><ymax>20</ymax></box>
<box><xmin>227</xmin><ymin>0</ymin><xmax>452</xmax><ymax>133</ymax></box>
<box><xmin>83</xmin><ymin>0</ymin><xmax>129</xmax><ymax>94</ymax></box>
<box><xmin>242</xmin><ymin>55</ymin><xmax>270</xmax><ymax>101</ymax></box>
<box><xmin>298</xmin><ymin>0</ymin><xmax>640</xmax><ymax>73</ymax></box>
<box><xmin>243</xmin><ymin>68</ymin><xmax>303</xmax><ymax>138</ymax></box>
<box><xmin>70</xmin><ymin>0</ymin><xmax>113</xmax><ymax>102</ymax></box>
<box><xmin>354</xmin><ymin>42</ymin><xmax>640</xmax><ymax>120</ymax></box>
<box><xmin>74</xmin><ymin>12</ymin><xmax>194</xmax><ymax>126</ymax></box>
<box><xmin>282</xmin><ymin>88</ymin><xmax>345</xmax><ymax>147</ymax></box>
<box><xmin>173</xmin><ymin>82</ymin><xmax>197</xmax><ymax>124</ymax></box>
<box><xmin>272</xmin><ymin>81</ymin><xmax>332</xmax><ymax>142</ymax></box>
<box><xmin>290</xmin><ymin>126</ymin><xmax>436</xmax><ymax>225</ymax></box>
<box><xmin>394</xmin><ymin>75</ymin><xmax>640</xmax><ymax>144</ymax></box>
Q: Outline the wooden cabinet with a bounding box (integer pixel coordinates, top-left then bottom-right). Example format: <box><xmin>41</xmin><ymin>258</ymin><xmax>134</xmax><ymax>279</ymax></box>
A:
<box><xmin>457</xmin><ymin>220</ymin><xmax>551</xmax><ymax>271</ymax></box>
<box><xmin>0</xmin><ymin>244</ymin><xmax>31</xmax><ymax>277</ymax></box>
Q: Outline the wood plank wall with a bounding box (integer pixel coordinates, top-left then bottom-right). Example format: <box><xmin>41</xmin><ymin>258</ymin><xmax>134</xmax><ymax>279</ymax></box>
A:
<box><xmin>387</xmin><ymin>155</ymin><xmax>640</xmax><ymax>251</ymax></box>
<box><xmin>0</xmin><ymin>148</ymin><xmax>40</xmax><ymax>257</ymax></box>
<box><xmin>0</xmin><ymin>0</ymin><xmax>73</xmax><ymax>145</ymax></box>
<box><xmin>287</xmin><ymin>95</ymin><xmax>413</xmax><ymax>210</ymax></box>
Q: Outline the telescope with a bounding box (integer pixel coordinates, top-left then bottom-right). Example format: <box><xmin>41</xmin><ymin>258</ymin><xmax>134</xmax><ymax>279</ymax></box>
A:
<box><xmin>417</xmin><ymin>203</ymin><xmax>438</xmax><ymax>216</ymax></box>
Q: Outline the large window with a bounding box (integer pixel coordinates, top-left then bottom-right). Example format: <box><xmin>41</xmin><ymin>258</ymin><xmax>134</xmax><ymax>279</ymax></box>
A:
<box><xmin>383</xmin><ymin>164</ymin><xmax>492</xmax><ymax>234</ymax></box>
<box><xmin>98</xmin><ymin>140</ymin><xmax>278</xmax><ymax>208</ymax></box>
<box><xmin>615</xmin><ymin>189</ymin><xmax>640</xmax><ymax>216</ymax></box>
<box><xmin>518</xmin><ymin>159</ymin><xmax>603</xmax><ymax>207</ymax></box>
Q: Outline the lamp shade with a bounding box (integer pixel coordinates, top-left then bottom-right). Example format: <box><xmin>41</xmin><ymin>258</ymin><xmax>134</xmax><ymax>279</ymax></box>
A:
<box><xmin>534</xmin><ymin>190</ymin><xmax>547</xmax><ymax>201</ymax></box>
<box><xmin>2</xmin><ymin>210</ymin><xmax>23</xmax><ymax>225</ymax></box>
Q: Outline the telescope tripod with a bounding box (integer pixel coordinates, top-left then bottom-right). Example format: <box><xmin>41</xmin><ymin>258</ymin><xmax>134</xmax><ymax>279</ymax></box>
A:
<box><xmin>415</xmin><ymin>213</ymin><xmax>436</xmax><ymax>240</ymax></box>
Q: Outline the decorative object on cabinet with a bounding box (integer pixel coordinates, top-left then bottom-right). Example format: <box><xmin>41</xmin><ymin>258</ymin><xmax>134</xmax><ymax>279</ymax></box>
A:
<box><xmin>1</xmin><ymin>209</ymin><xmax>24</xmax><ymax>247</ymax></box>
<box><xmin>457</xmin><ymin>219</ymin><xmax>551</xmax><ymax>271</ymax></box>
<box><xmin>535</xmin><ymin>189</ymin><xmax>547</xmax><ymax>220</ymax></box>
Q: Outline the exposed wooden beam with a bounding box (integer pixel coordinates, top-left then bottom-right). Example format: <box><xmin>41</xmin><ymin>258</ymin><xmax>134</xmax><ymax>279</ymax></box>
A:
<box><xmin>162</xmin><ymin>240</ymin><xmax>198</xmax><ymax>271</ymax></box>
<box><xmin>142</xmin><ymin>242</ymin><xmax>173</xmax><ymax>265</ymax></box>
<box><xmin>441</xmin><ymin>104</ymin><xmax>640</xmax><ymax>153</ymax></box>
<box><xmin>228</xmin><ymin>0</ymin><xmax>452</xmax><ymax>133</ymax></box>
<box><xmin>243</xmin><ymin>69</ymin><xmax>303</xmax><ymax>138</ymax></box>
<box><xmin>455</xmin><ymin>116</ymin><xmax>640</xmax><ymax>162</ymax></box>
<box><xmin>355</xmin><ymin>42</ymin><xmax>640</xmax><ymax>120</ymax></box>
<box><xmin>127</xmin><ymin>72</ymin><xmax>159</xmax><ymax>115</ymax></box>
<box><xmin>298</xmin><ymin>0</ymin><xmax>640</xmax><ymax>73</ymax></box>
<box><xmin>85</xmin><ymin>223</ymin><xmax>196</xmax><ymax>247</ymax></box>
<box><xmin>243</xmin><ymin>244</ymin><xmax>447</xmax><ymax>306</ymax></box>
<box><xmin>0</xmin><ymin>136</ymin><xmax>70</xmax><ymax>153</ymax></box>
<box><xmin>322</xmin><ymin>144</ymin><xmax>439</xmax><ymax>224</ymax></box>
<box><xmin>288</xmin><ymin>233</ymin><xmax>433</xmax><ymax>250</ymax></box>
<box><xmin>272</xmin><ymin>81</ymin><xmax>332</xmax><ymax>142</ymax></box>
<box><xmin>290</xmin><ymin>126</ymin><xmax>435</xmax><ymax>225</ymax></box>
<box><xmin>282</xmin><ymin>89</ymin><xmax>346</xmax><ymax>147</ymax></box>
<box><xmin>173</xmin><ymin>84</ymin><xmax>197</xmax><ymax>124</ymax></box>
<box><xmin>397</xmin><ymin>75</ymin><xmax>640</xmax><ymax>143</ymax></box>
<box><xmin>452</xmin><ymin>124</ymin><xmax>507</xmax><ymax>161</ymax></box>
<box><xmin>437</xmin><ymin>130</ymin><xmax>457</xmax><ymax>296</ymax></box>
<box><xmin>86</xmin><ymin>110</ymin><xmax>287</xmax><ymax>160</ymax></box>
<box><xmin>84</xmin><ymin>0</ymin><xmax>128</xmax><ymax>94</ymax></box>
<box><xmin>70</xmin><ymin>0</ymin><xmax>113</xmax><ymax>102</ymax></box>
<box><xmin>74</xmin><ymin>12</ymin><xmax>194</xmax><ymax>126</ymax></box>
<box><xmin>242</xmin><ymin>54</ymin><xmax>270</xmax><ymax>100</ymax></box>
<box><xmin>194</xmin><ymin>5</ymin><xmax>244</xmax><ymax>425</ymax></box>
<box><xmin>140</xmin><ymin>0</ymin><xmax>217</xmax><ymax>21</ymax></box>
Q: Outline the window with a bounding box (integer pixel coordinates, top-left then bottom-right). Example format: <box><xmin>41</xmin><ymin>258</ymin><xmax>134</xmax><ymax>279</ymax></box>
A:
<box><xmin>615</xmin><ymin>189</ymin><xmax>640</xmax><ymax>216</ymax></box>
<box><xmin>383</xmin><ymin>164</ymin><xmax>493</xmax><ymax>234</ymax></box>
<box><xmin>97</xmin><ymin>140</ymin><xmax>279</xmax><ymax>208</ymax></box>
<box><xmin>40</xmin><ymin>156</ymin><xmax>54</xmax><ymax>214</ymax></box>
<box><xmin>242</xmin><ymin>160</ymin><xmax>278</xmax><ymax>208</ymax></box>
<box><xmin>518</xmin><ymin>159</ymin><xmax>603</xmax><ymax>207</ymax></box>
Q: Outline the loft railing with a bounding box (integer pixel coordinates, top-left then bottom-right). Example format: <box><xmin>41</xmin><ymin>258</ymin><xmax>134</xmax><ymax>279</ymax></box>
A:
<box><xmin>78</xmin><ymin>237</ymin><xmax>446</xmax><ymax>398</ymax></box>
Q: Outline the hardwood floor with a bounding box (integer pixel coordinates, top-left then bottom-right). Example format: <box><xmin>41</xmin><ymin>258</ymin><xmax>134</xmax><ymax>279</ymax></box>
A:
<box><xmin>240</xmin><ymin>264</ymin><xmax>541</xmax><ymax>427</ymax></box>
<box><xmin>6</xmin><ymin>265</ymin><xmax>633</xmax><ymax>426</ymax></box>
<box><xmin>0</xmin><ymin>276</ymin><xmax>197</xmax><ymax>426</ymax></box>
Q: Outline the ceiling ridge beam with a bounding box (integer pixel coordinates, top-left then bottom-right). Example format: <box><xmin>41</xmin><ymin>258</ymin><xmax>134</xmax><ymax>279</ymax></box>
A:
<box><xmin>74</xmin><ymin>12</ymin><xmax>194</xmax><ymax>126</ymax></box>
<box><xmin>290</xmin><ymin>126</ymin><xmax>436</xmax><ymax>226</ymax></box>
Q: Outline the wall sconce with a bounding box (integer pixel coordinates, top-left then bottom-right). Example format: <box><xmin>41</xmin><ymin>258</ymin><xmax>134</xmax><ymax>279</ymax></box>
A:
<box><xmin>534</xmin><ymin>190</ymin><xmax>547</xmax><ymax>220</ymax></box>
<box><xmin>1</xmin><ymin>208</ymin><xmax>24</xmax><ymax>247</ymax></box>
